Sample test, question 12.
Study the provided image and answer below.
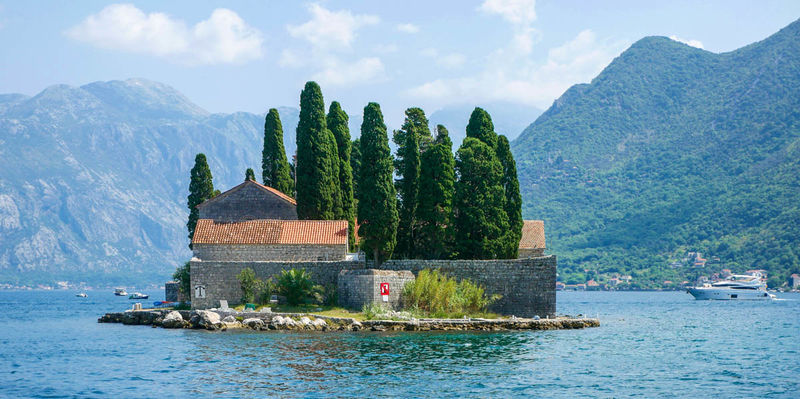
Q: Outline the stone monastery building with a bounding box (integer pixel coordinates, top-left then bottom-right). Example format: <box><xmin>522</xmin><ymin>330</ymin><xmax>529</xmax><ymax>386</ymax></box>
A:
<box><xmin>188</xmin><ymin>179</ymin><xmax>553</xmax><ymax>317</ymax></box>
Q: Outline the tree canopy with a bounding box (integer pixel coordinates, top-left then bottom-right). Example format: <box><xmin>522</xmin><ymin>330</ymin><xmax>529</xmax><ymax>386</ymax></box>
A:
<box><xmin>262</xmin><ymin>108</ymin><xmax>294</xmax><ymax>196</ymax></box>
<box><xmin>393</xmin><ymin>107</ymin><xmax>431</xmax><ymax>258</ymax></box>
<box><xmin>328</xmin><ymin>101</ymin><xmax>356</xmax><ymax>249</ymax></box>
<box><xmin>187</xmin><ymin>153</ymin><xmax>215</xmax><ymax>247</ymax></box>
<box><xmin>416</xmin><ymin>125</ymin><xmax>456</xmax><ymax>259</ymax></box>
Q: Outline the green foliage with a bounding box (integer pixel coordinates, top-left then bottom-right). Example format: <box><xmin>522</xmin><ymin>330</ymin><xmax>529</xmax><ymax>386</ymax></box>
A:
<box><xmin>262</xmin><ymin>108</ymin><xmax>294</xmax><ymax>196</ymax></box>
<box><xmin>244</xmin><ymin>168</ymin><xmax>255</xmax><ymax>181</ymax></box>
<box><xmin>296</xmin><ymin>81</ymin><xmax>341</xmax><ymax>220</ymax></box>
<box><xmin>416</xmin><ymin>125</ymin><xmax>456</xmax><ymax>259</ymax></box>
<box><xmin>350</xmin><ymin>138</ymin><xmax>361</xmax><ymax>202</ymax></box>
<box><xmin>512</xmin><ymin>28</ymin><xmax>800</xmax><ymax>286</ymax></box>
<box><xmin>255</xmin><ymin>277</ymin><xmax>276</xmax><ymax>305</ymax></box>
<box><xmin>172</xmin><ymin>261</ymin><xmax>190</xmax><ymax>298</ymax></box>
<box><xmin>466</xmin><ymin>107</ymin><xmax>497</xmax><ymax>149</ymax></box>
<box><xmin>237</xmin><ymin>267</ymin><xmax>258</xmax><ymax>304</ymax></box>
<box><xmin>496</xmin><ymin>135</ymin><xmax>522</xmax><ymax>258</ymax></box>
<box><xmin>186</xmin><ymin>153</ymin><xmax>215</xmax><ymax>247</ymax></box>
<box><xmin>453</xmin><ymin>138</ymin><xmax>509</xmax><ymax>259</ymax></box>
<box><xmin>357</xmin><ymin>102</ymin><xmax>399</xmax><ymax>264</ymax></box>
<box><xmin>401</xmin><ymin>269</ymin><xmax>499</xmax><ymax>317</ymax></box>
<box><xmin>327</xmin><ymin>101</ymin><xmax>356</xmax><ymax>250</ymax></box>
<box><xmin>393</xmin><ymin>107</ymin><xmax>431</xmax><ymax>258</ymax></box>
<box><xmin>276</xmin><ymin>268</ymin><xmax>315</xmax><ymax>306</ymax></box>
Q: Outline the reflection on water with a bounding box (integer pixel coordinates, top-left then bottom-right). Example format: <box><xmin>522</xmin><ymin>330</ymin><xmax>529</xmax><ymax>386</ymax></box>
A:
<box><xmin>0</xmin><ymin>291</ymin><xmax>798</xmax><ymax>397</ymax></box>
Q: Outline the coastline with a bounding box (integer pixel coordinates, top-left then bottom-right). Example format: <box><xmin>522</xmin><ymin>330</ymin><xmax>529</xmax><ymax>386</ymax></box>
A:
<box><xmin>99</xmin><ymin>309</ymin><xmax>600</xmax><ymax>332</ymax></box>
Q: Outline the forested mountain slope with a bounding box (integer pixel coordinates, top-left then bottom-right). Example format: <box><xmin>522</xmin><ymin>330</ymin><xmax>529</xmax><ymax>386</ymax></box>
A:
<box><xmin>512</xmin><ymin>19</ymin><xmax>800</xmax><ymax>287</ymax></box>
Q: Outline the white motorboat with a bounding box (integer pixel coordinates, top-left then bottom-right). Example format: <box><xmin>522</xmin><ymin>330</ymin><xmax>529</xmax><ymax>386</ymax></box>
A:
<box><xmin>76</xmin><ymin>293</ymin><xmax>88</xmax><ymax>298</ymax></box>
<box><xmin>114</xmin><ymin>288</ymin><xmax>128</xmax><ymax>296</ymax></box>
<box><xmin>687</xmin><ymin>274</ymin><xmax>775</xmax><ymax>300</ymax></box>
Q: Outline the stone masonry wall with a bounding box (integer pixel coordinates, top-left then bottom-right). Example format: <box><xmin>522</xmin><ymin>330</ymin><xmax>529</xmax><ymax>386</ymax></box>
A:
<box><xmin>199</xmin><ymin>183</ymin><xmax>297</xmax><ymax>222</ymax></box>
<box><xmin>193</xmin><ymin>244</ymin><xmax>346</xmax><ymax>262</ymax></box>
<box><xmin>191</xmin><ymin>256</ymin><xmax>556</xmax><ymax>317</ymax></box>
<box><xmin>190</xmin><ymin>260</ymin><xmax>364</xmax><ymax>309</ymax></box>
<box><xmin>373</xmin><ymin>256</ymin><xmax>557</xmax><ymax>318</ymax></box>
<box><xmin>338</xmin><ymin>269</ymin><xmax>415</xmax><ymax>311</ymax></box>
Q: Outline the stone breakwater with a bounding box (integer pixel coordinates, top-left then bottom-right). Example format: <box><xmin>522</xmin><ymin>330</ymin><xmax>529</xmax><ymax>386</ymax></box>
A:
<box><xmin>98</xmin><ymin>309</ymin><xmax>599</xmax><ymax>332</ymax></box>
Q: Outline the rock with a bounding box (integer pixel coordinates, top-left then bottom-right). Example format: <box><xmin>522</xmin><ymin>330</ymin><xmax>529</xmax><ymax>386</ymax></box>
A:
<box><xmin>350</xmin><ymin>321</ymin><xmax>363</xmax><ymax>331</ymax></box>
<box><xmin>300</xmin><ymin>317</ymin><xmax>313</xmax><ymax>329</ymax></box>
<box><xmin>162</xmin><ymin>311</ymin><xmax>184</xmax><ymax>329</ymax></box>
<box><xmin>222</xmin><ymin>315</ymin><xmax>236</xmax><ymax>323</ymax></box>
<box><xmin>195</xmin><ymin>310</ymin><xmax>222</xmax><ymax>330</ymax></box>
<box><xmin>312</xmin><ymin>318</ymin><xmax>327</xmax><ymax>330</ymax></box>
<box><xmin>243</xmin><ymin>318</ymin><xmax>265</xmax><ymax>330</ymax></box>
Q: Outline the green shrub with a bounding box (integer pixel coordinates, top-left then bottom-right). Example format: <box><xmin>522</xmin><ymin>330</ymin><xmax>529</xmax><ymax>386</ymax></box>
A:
<box><xmin>256</xmin><ymin>277</ymin><xmax>276</xmax><ymax>305</ymax></box>
<box><xmin>401</xmin><ymin>269</ymin><xmax>500</xmax><ymax>317</ymax></box>
<box><xmin>172</xmin><ymin>261</ymin><xmax>190</xmax><ymax>298</ymax></box>
<box><xmin>237</xmin><ymin>267</ymin><xmax>258</xmax><ymax>304</ymax></box>
<box><xmin>277</xmin><ymin>268</ymin><xmax>315</xmax><ymax>305</ymax></box>
<box><xmin>362</xmin><ymin>302</ymin><xmax>390</xmax><ymax>320</ymax></box>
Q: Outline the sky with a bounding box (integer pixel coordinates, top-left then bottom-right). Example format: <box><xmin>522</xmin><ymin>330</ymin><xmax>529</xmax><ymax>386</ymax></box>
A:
<box><xmin>1</xmin><ymin>0</ymin><xmax>799</xmax><ymax>126</ymax></box>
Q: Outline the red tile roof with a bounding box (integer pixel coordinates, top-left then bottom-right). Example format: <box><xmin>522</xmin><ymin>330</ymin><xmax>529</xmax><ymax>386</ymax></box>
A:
<box><xmin>192</xmin><ymin>219</ymin><xmax>347</xmax><ymax>245</ymax></box>
<box><xmin>196</xmin><ymin>179</ymin><xmax>296</xmax><ymax>208</ymax></box>
<box><xmin>519</xmin><ymin>220</ymin><xmax>546</xmax><ymax>249</ymax></box>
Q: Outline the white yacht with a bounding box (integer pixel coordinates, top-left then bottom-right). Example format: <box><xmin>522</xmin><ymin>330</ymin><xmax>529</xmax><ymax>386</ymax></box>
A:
<box><xmin>687</xmin><ymin>274</ymin><xmax>775</xmax><ymax>300</ymax></box>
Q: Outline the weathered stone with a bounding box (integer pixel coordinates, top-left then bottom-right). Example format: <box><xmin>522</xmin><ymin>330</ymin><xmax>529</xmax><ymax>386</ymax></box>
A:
<box><xmin>161</xmin><ymin>311</ymin><xmax>184</xmax><ymax>329</ymax></box>
<box><xmin>242</xmin><ymin>318</ymin><xmax>265</xmax><ymax>330</ymax></box>
<box><xmin>338</xmin><ymin>269</ymin><xmax>415</xmax><ymax>311</ymax></box>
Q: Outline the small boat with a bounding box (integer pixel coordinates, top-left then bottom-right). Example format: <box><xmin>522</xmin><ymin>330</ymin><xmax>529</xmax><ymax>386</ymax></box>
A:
<box><xmin>129</xmin><ymin>292</ymin><xmax>149</xmax><ymax>299</ymax></box>
<box><xmin>76</xmin><ymin>293</ymin><xmax>88</xmax><ymax>298</ymax></box>
<box><xmin>687</xmin><ymin>274</ymin><xmax>776</xmax><ymax>300</ymax></box>
<box><xmin>114</xmin><ymin>288</ymin><xmax>128</xmax><ymax>296</ymax></box>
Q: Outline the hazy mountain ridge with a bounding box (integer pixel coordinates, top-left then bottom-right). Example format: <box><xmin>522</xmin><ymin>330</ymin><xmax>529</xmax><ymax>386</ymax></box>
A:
<box><xmin>512</xmin><ymin>19</ymin><xmax>800</xmax><ymax>285</ymax></box>
<box><xmin>0</xmin><ymin>79</ymin><xmax>301</xmax><ymax>286</ymax></box>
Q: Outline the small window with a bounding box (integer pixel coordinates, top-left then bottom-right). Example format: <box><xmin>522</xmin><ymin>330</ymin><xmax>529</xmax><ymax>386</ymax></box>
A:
<box><xmin>730</xmin><ymin>294</ymin><xmax>738</xmax><ymax>299</ymax></box>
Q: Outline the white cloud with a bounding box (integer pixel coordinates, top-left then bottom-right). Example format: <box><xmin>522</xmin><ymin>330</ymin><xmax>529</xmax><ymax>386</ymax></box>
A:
<box><xmin>407</xmin><ymin>29</ymin><xmax>627</xmax><ymax>109</ymax></box>
<box><xmin>421</xmin><ymin>48</ymin><xmax>466</xmax><ymax>69</ymax></box>
<box><xmin>65</xmin><ymin>4</ymin><xmax>263</xmax><ymax>65</ymax></box>
<box><xmin>480</xmin><ymin>0</ymin><xmax>539</xmax><ymax>55</ymax></box>
<box><xmin>287</xmin><ymin>3</ymin><xmax>379</xmax><ymax>49</ymax></box>
<box><xmin>312</xmin><ymin>57</ymin><xmax>386</xmax><ymax>87</ymax></box>
<box><xmin>282</xmin><ymin>4</ymin><xmax>385</xmax><ymax>87</ymax></box>
<box><xmin>374</xmin><ymin>43</ymin><xmax>399</xmax><ymax>54</ymax></box>
<box><xmin>396</xmin><ymin>23</ymin><xmax>420</xmax><ymax>34</ymax></box>
<box><xmin>479</xmin><ymin>0</ymin><xmax>537</xmax><ymax>25</ymax></box>
<box><xmin>669</xmin><ymin>35</ymin><xmax>704</xmax><ymax>49</ymax></box>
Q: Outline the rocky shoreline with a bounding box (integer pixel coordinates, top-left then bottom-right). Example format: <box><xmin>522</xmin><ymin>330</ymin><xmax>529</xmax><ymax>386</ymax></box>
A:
<box><xmin>98</xmin><ymin>309</ymin><xmax>599</xmax><ymax>332</ymax></box>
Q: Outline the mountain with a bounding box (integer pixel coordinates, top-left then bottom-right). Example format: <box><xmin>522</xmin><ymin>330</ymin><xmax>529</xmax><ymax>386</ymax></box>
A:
<box><xmin>0</xmin><ymin>79</ymin><xmax>303</xmax><ymax>286</ymax></box>
<box><xmin>430</xmin><ymin>102</ymin><xmax>541</xmax><ymax>148</ymax></box>
<box><xmin>512</xmin><ymin>19</ymin><xmax>800</xmax><ymax>287</ymax></box>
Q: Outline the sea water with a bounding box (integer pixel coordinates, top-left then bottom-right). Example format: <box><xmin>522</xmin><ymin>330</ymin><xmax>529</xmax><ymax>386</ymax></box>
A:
<box><xmin>0</xmin><ymin>290</ymin><xmax>798</xmax><ymax>398</ymax></box>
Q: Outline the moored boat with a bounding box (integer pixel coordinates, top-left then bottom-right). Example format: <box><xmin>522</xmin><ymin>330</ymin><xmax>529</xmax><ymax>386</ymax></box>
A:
<box><xmin>129</xmin><ymin>292</ymin><xmax>149</xmax><ymax>299</ymax></box>
<box><xmin>114</xmin><ymin>288</ymin><xmax>128</xmax><ymax>296</ymax></box>
<box><xmin>687</xmin><ymin>274</ymin><xmax>775</xmax><ymax>300</ymax></box>
<box><xmin>76</xmin><ymin>293</ymin><xmax>88</xmax><ymax>298</ymax></box>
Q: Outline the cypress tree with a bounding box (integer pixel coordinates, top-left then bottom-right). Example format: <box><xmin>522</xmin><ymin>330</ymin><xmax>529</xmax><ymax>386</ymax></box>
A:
<box><xmin>295</xmin><ymin>81</ymin><xmax>340</xmax><ymax>219</ymax></box>
<box><xmin>328</xmin><ymin>101</ymin><xmax>356</xmax><ymax>249</ymax></box>
<box><xmin>416</xmin><ymin>125</ymin><xmax>456</xmax><ymax>259</ymax></box>
<box><xmin>392</xmin><ymin>108</ymin><xmax>430</xmax><ymax>258</ymax></box>
<box><xmin>245</xmin><ymin>168</ymin><xmax>255</xmax><ymax>181</ymax></box>
<box><xmin>351</xmin><ymin>138</ymin><xmax>361</xmax><ymax>201</ymax></box>
<box><xmin>262</xmin><ymin>108</ymin><xmax>294</xmax><ymax>196</ymax></box>
<box><xmin>496</xmin><ymin>135</ymin><xmax>523</xmax><ymax>258</ymax></box>
<box><xmin>187</xmin><ymin>153</ymin><xmax>215</xmax><ymax>248</ymax></box>
<box><xmin>453</xmin><ymin>138</ymin><xmax>508</xmax><ymax>259</ymax></box>
<box><xmin>466</xmin><ymin>107</ymin><xmax>498</xmax><ymax>148</ymax></box>
<box><xmin>357</xmin><ymin>102</ymin><xmax>398</xmax><ymax>265</ymax></box>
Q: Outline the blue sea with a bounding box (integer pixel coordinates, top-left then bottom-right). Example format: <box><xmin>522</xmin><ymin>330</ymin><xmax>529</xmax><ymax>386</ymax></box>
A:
<box><xmin>0</xmin><ymin>290</ymin><xmax>798</xmax><ymax>398</ymax></box>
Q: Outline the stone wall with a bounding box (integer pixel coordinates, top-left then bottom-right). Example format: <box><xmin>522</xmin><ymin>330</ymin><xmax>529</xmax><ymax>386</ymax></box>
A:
<box><xmin>199</xmin><ymin>183</ymin><xmax>297</xmax><ymax>222</ymax></box>
<box><xmin>373</xmin><ymin>256</ymin><xmax>557</xmax><ymax>318</ymax></box>
<box><xmin>193</xmin><ymin>243</ymin><xmax>346</xmax><ymax>262</ymax></box>
<box><xmin>165</xmin><ymin>281</ymin><xmax>179</xmax><ymax>302</ymax></box>
<box><xmin>338</xmin><ymin>269</ymin><xmax>415</xmax><ymax>311</ymax></box>
<box><xmin>191</xmin><ymin>256</ymin><xmax>556</xmax><ymax>317</ymax></box>
<box><xmin>518</xmin><ymin>248</ymin><xmax>545</xmax><ymax>258</ymax></box>
<box><xmin>190</xmin><ymin>260</ymin><xmax>364</xmax><ymax>309</ymax></box>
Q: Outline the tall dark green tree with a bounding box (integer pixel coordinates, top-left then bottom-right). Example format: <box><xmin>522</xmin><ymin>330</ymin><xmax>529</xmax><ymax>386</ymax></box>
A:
<box><xmin>245</xmin><ymin>168</ymin><xmax>255</xmax><ymax>181</ymax></box>
<box><xmin>393</xmin><ymin>108</ymin><xmax>431</xmax><ymax>258</ymax></box>
<box><xmin>452</xmin><ymin>138</ymin><xmax>508</xmax><ymax>259</ymax></box>
<box><xmin>328</xmin><ymin>101</ymin><xmax>356</xmax><ymax>249</ymax></box>
<box><xmin>466</xmin><ymin>107</ymin><xmax>498</xmax><ymax>148</ymax></box>
<box><xmin>187</xmin><ymin>153</ymin><xmax>215</xmax><ymax>247</ymax></box>
<box><xmin>357</xmin><ymin>102</ymin><xmax>398</xmax><ymax>265</ymax></box>
<box><xmin>262</xmin><ymin>108</ymin><xmax>294</xmax><ymax>196</ymax></box>
<box><xmin>351</xmin><ymin>138</ymin><xmax>361</xmax><ymax>202</ymax></box>
<box><xmin>496</xmin><ymin>135</ymin><xmax>523</xmax><ymax>258</ymax></box>
<box><xmin>416</xmin><ymin>125</ymin><xmax>456</xmax><ymax>259</ymax></box>
<box><xmin>295</xmin><ymin>81</ymin><xmax>340</xmax><ymax>219</ymax></box>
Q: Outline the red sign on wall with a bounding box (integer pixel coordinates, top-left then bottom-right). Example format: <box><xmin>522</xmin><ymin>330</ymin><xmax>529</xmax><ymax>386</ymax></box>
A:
<box><xmin>380</xmin><ymin>282</ymin><xmax>390</xmax><ymax>296</ymax></box>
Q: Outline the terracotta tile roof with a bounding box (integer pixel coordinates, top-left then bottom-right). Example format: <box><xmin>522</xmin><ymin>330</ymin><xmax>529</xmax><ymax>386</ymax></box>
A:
<box><xmin>196</xmin><ymin>179</ymin><xmax>296</xmax><ymax>208</ymax></box>
<box><xmin>192</xmin><ymin>219</ymin><xmax>347</xmax><ymax>245</ymax></box>
<box><xmin>519</xmin><ymin>220</ymin><xmax>546</xmax><ymax>249</ymax></box>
